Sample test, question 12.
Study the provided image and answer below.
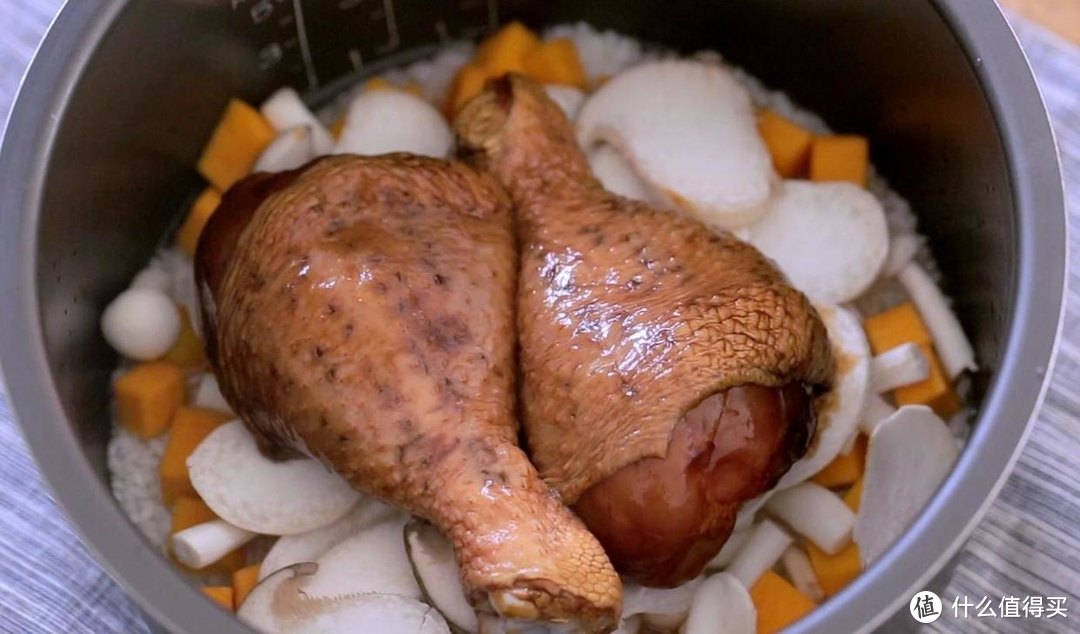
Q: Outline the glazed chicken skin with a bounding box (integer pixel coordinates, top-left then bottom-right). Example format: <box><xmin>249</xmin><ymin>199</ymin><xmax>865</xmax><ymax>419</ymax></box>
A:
<box><xmin>456</xmin><ymin>76</ymin><xmax>835</xmax><ymax>587</ymax></box>
<box><xmin>196</xmin><ymin>154</ymin><xmax>621</xmax><ymax>631</ymax></box>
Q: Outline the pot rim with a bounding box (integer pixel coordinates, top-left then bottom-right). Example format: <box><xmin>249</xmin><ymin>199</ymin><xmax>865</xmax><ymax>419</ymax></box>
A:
<box><xmin>0</xmin><ymin>1</ymin><xmax>1065</xmax><ymax>633</ymax></box>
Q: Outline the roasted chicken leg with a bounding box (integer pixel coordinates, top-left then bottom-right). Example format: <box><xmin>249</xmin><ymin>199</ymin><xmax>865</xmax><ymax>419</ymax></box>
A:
<box><xmin>456</xmin><ymin>77</ymin><xmax>835</xmax><ymax>587</ymax></box>
<box><xmin>196</xmin><ymin>154</ymin><xmax>621</xmax><ymax>631</ymax></box>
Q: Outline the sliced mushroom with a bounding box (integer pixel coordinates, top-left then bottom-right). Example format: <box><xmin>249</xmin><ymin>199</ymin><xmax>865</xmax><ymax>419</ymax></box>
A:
<box><xmin>764</xmin><ymin>483</ymin><xmax>855</xmax><ymax>555</ymax></box>
<box><xmin>259</xmin><ymin>499</ymin><xmax>401</xmax><ymax>581</ymax></box>
<box><xmin>706</xmin><ymin>528</ymin><xmax>751</xmax><ymax>571</ymax></box>
<box><xmin>187</xmin><ymin>421</ymin><xmax>361</xmax><ymax>535</ymax></box>
<box><xmin>725</xmin><ymin>519</ymin><xmax>792</xmax><ymax>589</ymax></box>
<box><xmin>238</xmin><ymin>562</ymin><xmax>449</xmax><ymax>634</ymax></box>
<box><xmin>334</xmin><ymin>89</ymin><xmax>452</xmax><ymax>158</ymax></box>
<box><xmin>883</xmin><ymin>233</ymin><xmax>921</xmax><ymax>277</ymax></box>
<box><xmin>577</xmin><ymin>60</ymin><xmax>775</xmax><ymax>228</ymax></box>
<box><xmin>587</xmin><ymin>144</ymin><xmax>658</xmax><ymax>204</ymax></box>
<box><xmin>780</xmin><ymin>546</ymin><xmax>825</xmax><ymax>603</ymax></box>
<box><xmin>260</xmin><ymin>87</ymin><xmax>334</xmax><ymax>155</ymax></box>
<box><xmin>622</xmin><ymin>577</ymin><xmax>701</xmax><ymax>624</ymax></box>
<box><xmin>302</xmin><ymin>512</ymin><xmax>421</xmax><ymax>600</ymax></box>
<box><xmin>896</xmin><ymin>262</ymin><xmax>977</xmax><ymax>378</ymax></box>
<box><xmin>130</xmin><ymin>264</ymin><xmax>172</xmax><ymax>294</ymax></box>
<box><xmin>405</xmin><ymin>521</ymin><xmax>478</xmax><ymax>633</ymax></box>
<box><xmin>775</xmin><ymin>305</ymin><xmax>871</xmax><ymax>489</ymax></box>
<box><xmin>853</xmin><ymin>405</ymin><xmax>958</xmax><ymax>566</ymax></box>
<box><xmin>869</xmin><ymin>342</ymin><xmax>929</xmax><ymax>393</ymax></box>
<box><xmin>859</xmin><ymin>393</ymin><xmax>897</xmax><ymax>436</ymax></box>
<box><xmin>171</xmin><ymin>519</ymin><xmax>256</xmax><ymax>569</ymax></box>
<box><xmin>254</xmin><ymin>126</ymin><xmax>316</xmax><ymax>173</ymax></box>
<box><xmin>682</xmin><ymin>572</ymin><xmax>756</xmax><ymax>634</ymax></box>
<box><xmin>746</xmin><ymin>181</ymin><xmax>889</xmax><ymax>304</ymax></box>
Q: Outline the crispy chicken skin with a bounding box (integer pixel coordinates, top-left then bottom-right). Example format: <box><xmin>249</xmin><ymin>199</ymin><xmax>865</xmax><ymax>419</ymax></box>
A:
<box><xmin>456</xmin><ymin>76</ymin><xmax>834</xmax><ymax>586</ymax></box>
<box><xmin>196</xmin><ymin>154</ymin><xmax>621</xmax><ymax>631</ymax></box>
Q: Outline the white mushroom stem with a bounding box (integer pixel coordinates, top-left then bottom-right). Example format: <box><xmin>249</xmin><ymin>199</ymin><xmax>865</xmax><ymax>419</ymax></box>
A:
<box><xmin>682</xmin><ymin>573</ymin><xmax>756</xmax><ymax>634</ymax></box>
<box><xmin>171</xmin><ymin>519</ymin><xmax>257</xmax><ymax>569</ymax></box>
<box><xmin>897</xmin><ymin>261</ymin><xmax>977</xmax><ymax>378</ymax></box>
<box><xmin>780</xmin><ymin>546</ymin><xmax>825</xmax><ymax>603</ymax></box>
<box><xmin>765</xmin><ymin>483</ymin><xmax>855</xmax><ymax>555</ymax></box>
<box><xmin>870</xmin><ymin>342</ymin><xmax>930</xmax><ymax>393</ymax></box>
<box><xmin>707</xmin><ymin>528</ymin><xmax>751</xmax><ymax>571</ymax></box>
<box><xmin>725</xmin><ymin>519</ymin><xmax>793</xmax><ymax>588</ymax></box>
<box><xmin>860</xmin><ymin>393</ymin><xmax>897</xmax><ymax>436</ymax></box>
<box><xmin>883</xmin><ymin>233</ymin><xmax>920</xmax><ymax>277</ymax></box>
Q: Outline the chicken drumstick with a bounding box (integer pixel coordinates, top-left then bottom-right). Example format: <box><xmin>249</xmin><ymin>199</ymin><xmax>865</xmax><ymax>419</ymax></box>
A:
<box><xmin>197</xmin><ymin>154</ymin><xmax>621</xmax><ymax>631</ymax></box>
<box><xmin>456</xmin><ymin>76</ymin><xmax>835</xmax><ymax>587</ymax></box>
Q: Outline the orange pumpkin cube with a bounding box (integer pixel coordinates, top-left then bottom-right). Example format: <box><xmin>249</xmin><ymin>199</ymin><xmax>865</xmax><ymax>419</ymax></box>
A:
<box><xmin>159</xmin><ymin>407</ymin><xmax>233</xmax><ymax>506</ymax></box>
<box><xmin>476</xmin><ymin>21</ymin><xmax>540</xmax><ymax>75</ymax></box>
<box><xmin>758</xmin><ymin>110</ymin><xmax>815</xmax><ymax>178</ymax></box>
<box><xmin>161</xmin><ymin>306</ymin><xmax>205</xmax><ymax>369</ymax></box>
<box><xmin>445</xmin><ymin>64</ymin><xmax>493</xmax><ymax>119</ymax></box>
<box><xmin>811</xmin><ymin>434</ymin><xmax>867</xmax><ymax>488</ymax></box>
<box><xmin>523</xmin><ymin>39</ymin><xmax>587</xmax><ymax>88</ymax></box>
<box><xmin>751</xmin><ymin>571</ymin><xmax>816</xmax><ymax>634</ymax></box>
<box><xmin>232</xmin><ymin>564</ymin><xmax>261</xmax><ymax>609</ymax></box>
<box><xmin>176</xmin><ymin>187</ymin><xmax>222</xmax><ymax>256</ymax></box>
<box><xmin>196</xmin><ymin>99</ymin><xmax>275</xmax><ymax>191</ymax></box>
<box><xmin>114</xmin><ymin>362</ymin><xmax>186</xmax><ymax>439</ymax></box>
<box><xmin>201</xmin><ymin>586</ymin><xmax>234</xmax><ymax>611</ymax></box>
<box><xmin>806</xmin><ymin>540</ymin><xmax>861</xmax><ymax>597</ymax></box>
<box><xmin>809</xmin><ymin>134</ymin><xmax>869</xmax><ymax>186</ymax></box>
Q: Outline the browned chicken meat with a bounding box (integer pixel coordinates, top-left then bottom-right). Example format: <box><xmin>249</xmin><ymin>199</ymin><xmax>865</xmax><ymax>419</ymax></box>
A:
<box><xmin>456</xmin><ymin>76</ymin><xmax>835</xmax><ymax>587</ymax></box>
<box><xmin>196</xmin><ymin>154</ymin><xmax>621</xmax><ymax>631</ymax></box>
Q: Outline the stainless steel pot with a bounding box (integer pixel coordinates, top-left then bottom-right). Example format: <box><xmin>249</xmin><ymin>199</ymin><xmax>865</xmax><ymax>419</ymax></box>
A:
<box><xmin>0</xmin><ymin>1</ymin><xmax>1065</xmax><ymax>632</ymax></box>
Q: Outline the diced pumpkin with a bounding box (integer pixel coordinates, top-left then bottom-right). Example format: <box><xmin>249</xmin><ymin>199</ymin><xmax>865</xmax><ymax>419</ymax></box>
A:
<box><xmin>476</xmin><ymin>21</ymin><xmax>540</xmax><ymax>75</ymax></box>
<box><xmin>895</xmin><ymin>342</ymin><xmax>961</xmax><ymax>418</ymax></box>
<box><xmin>402</xmin><ymin>81</ymin><xmax>424</xmax><ymax>97</ymax></box>
<box><xmin>445</xmin><ymin>64</ymin><xmax>493</xmax><ymax>119</ymax></box>
<box><xmin>176</xmin><ymin>187</ymin><xmax>222</xmax><ymax>256</ymax></box>
<box><xmin>864</xmin><ymin>302</ymin><xmax>932</xmax><ymax>353</ymax></box>
<box><xmin>523</xmin><ymin>38</ymin><xmax>587</xmax><ymax>89</ymax></box>
<box><xmin>171</xmin><ymin>495</ymin><xmax>216</xmax><ymax>533</ymax></box>
<box><xmin>809</xmin><ymin>134</ymin><xmax>869</xmax><ymax>186</ymax></box>
<box><xmin>751</xmin><ymin>571</ymin><xmax>816</xmax><ymax>634</ymax></box>
<box><xmin>844</xmin><ymin>477</ymin><xmax>864</xmax><ymax>512</ymax></box>
<box><xmin>233</xmin><ymin>564</ymin><xmax>261</xmax><ymax>609</ymax></box>
<box><xmin>201</xmin><ymin>586</ymin><xmax>235</xmax><ymax>611</ymax></box>
<box><xmin>161</xmin><ymin>306</ymin><xmax>205</xmax><ymax>369</ymax></box>
<box><xmin>169</xmin><ymin>495</ymin><xmax>247</xmax><ymax>575</ymax></box>
<box><xmin>806</xmin><ymin>540</ymin><xmax>861</xmax><ymax>597</ymax></box>
<box><xmin>864</xmin><ymin>302</ymin><xmax>959</xmax><ymax>418</ymax></box>
<box><xmin>160</xmin><ymin>407</ymin><xmax>233</xmax><ymax>506</ymax></box>
<box><xmin>811</xmin><ymin>434</ymin><xmax>867</xmax><ymax>488</ymax></box>
<box><xmin>363</xmin><ymin>76</ymin><xmax>395</xmax><ymax>91</ymax></box>
<box><xmin>196</xmin><ymin>99</ymin><xmax>276</xmax><ymax>191</ymax></box>
<box><xmin>758</xmin><ymin>110</ymin><xmax>815</xmax><ymax>178</ymax></box>
<box><xmin>114</xmin><ymin>362</ymin><xmax>186</xmax><ymax>440</ymax></box>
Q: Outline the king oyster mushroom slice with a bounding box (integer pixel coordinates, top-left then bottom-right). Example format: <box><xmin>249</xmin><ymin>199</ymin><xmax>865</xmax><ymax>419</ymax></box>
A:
<box><xmin>301</xmin><ymin>512</ymin><xmax>421</xmax><ymax>600</ymax></box>
<box><xmin>405</xmin><ymin>521</ymin><xmax>478</xmax><ymax>633</ymax></box>
<box><xmin>854</xmin><ymin>405</ymin><xmax>958</xmax><ymax>566</ymax></box>
<box><xmin>576</xmin><ymin>60</ymin><xmax>775</xmax><ymax>229</ymax></box>
<box><xmin>746</xmin><ymin>180</ymin><xmax>889</xmax><ymax>305</ymax></box>
<box><xmin>187</xmin><ymin>421</ymin><xmax>361</xmax><ymax>535</ymax></box>
<box><xmin>260</xmin><ymin>87</ymin><xmax>335</xmax><ymax>155</ymax></box>
<box><xmin>239</xmin><ymin>563</ymin><xmax>449</xmax><ymax>634</ymax></box>
<box><xmin>682</xmin><ymin>572</ymin><xmax>756</xmax><ymax>634</ymax></box>
<box><xmin>254</xmin><ymin>126</ymin><xmax>317</xmax><ymax>173</ymax></box>
<box><xmin>622</xmin><ymin>576</ymin><xmax>701</xmax><ymax>625</ymax></box>
<box><xmin>587</xmin><ymin>144</ymin><xmax>660</xmax><ymax>204</ymax></box>
<box><xmin>259</xmin><ymin>499</ymin><xmax>402</xmax><ymax>581</ymax></box>
<box><xmin>334</xmin><ymin>89</ymin><xmax>452</xmax><ymax>158</ymax></box>
<box><xmin>774</xmin><ymin>304</ymin><xmax>871</xmax><ymax>490</ymax></box>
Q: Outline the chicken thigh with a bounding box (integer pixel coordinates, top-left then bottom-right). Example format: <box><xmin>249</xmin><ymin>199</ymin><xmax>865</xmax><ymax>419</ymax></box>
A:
<box><xmin>196</xmin><ymin>154</ymin><xmax>621</xmax><ymax>631</ymax></box>
<box><xmin>456</xmin><ymin>77</ymin><xmax>835</xmax><ymax>587</ymax></box>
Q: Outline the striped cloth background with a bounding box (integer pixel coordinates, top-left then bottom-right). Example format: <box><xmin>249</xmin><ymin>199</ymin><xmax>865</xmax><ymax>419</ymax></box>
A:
<box><xmin>0</xmin><ymin>2</ymin><xmax>1076</xmax><ymax>633</ymax></box>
